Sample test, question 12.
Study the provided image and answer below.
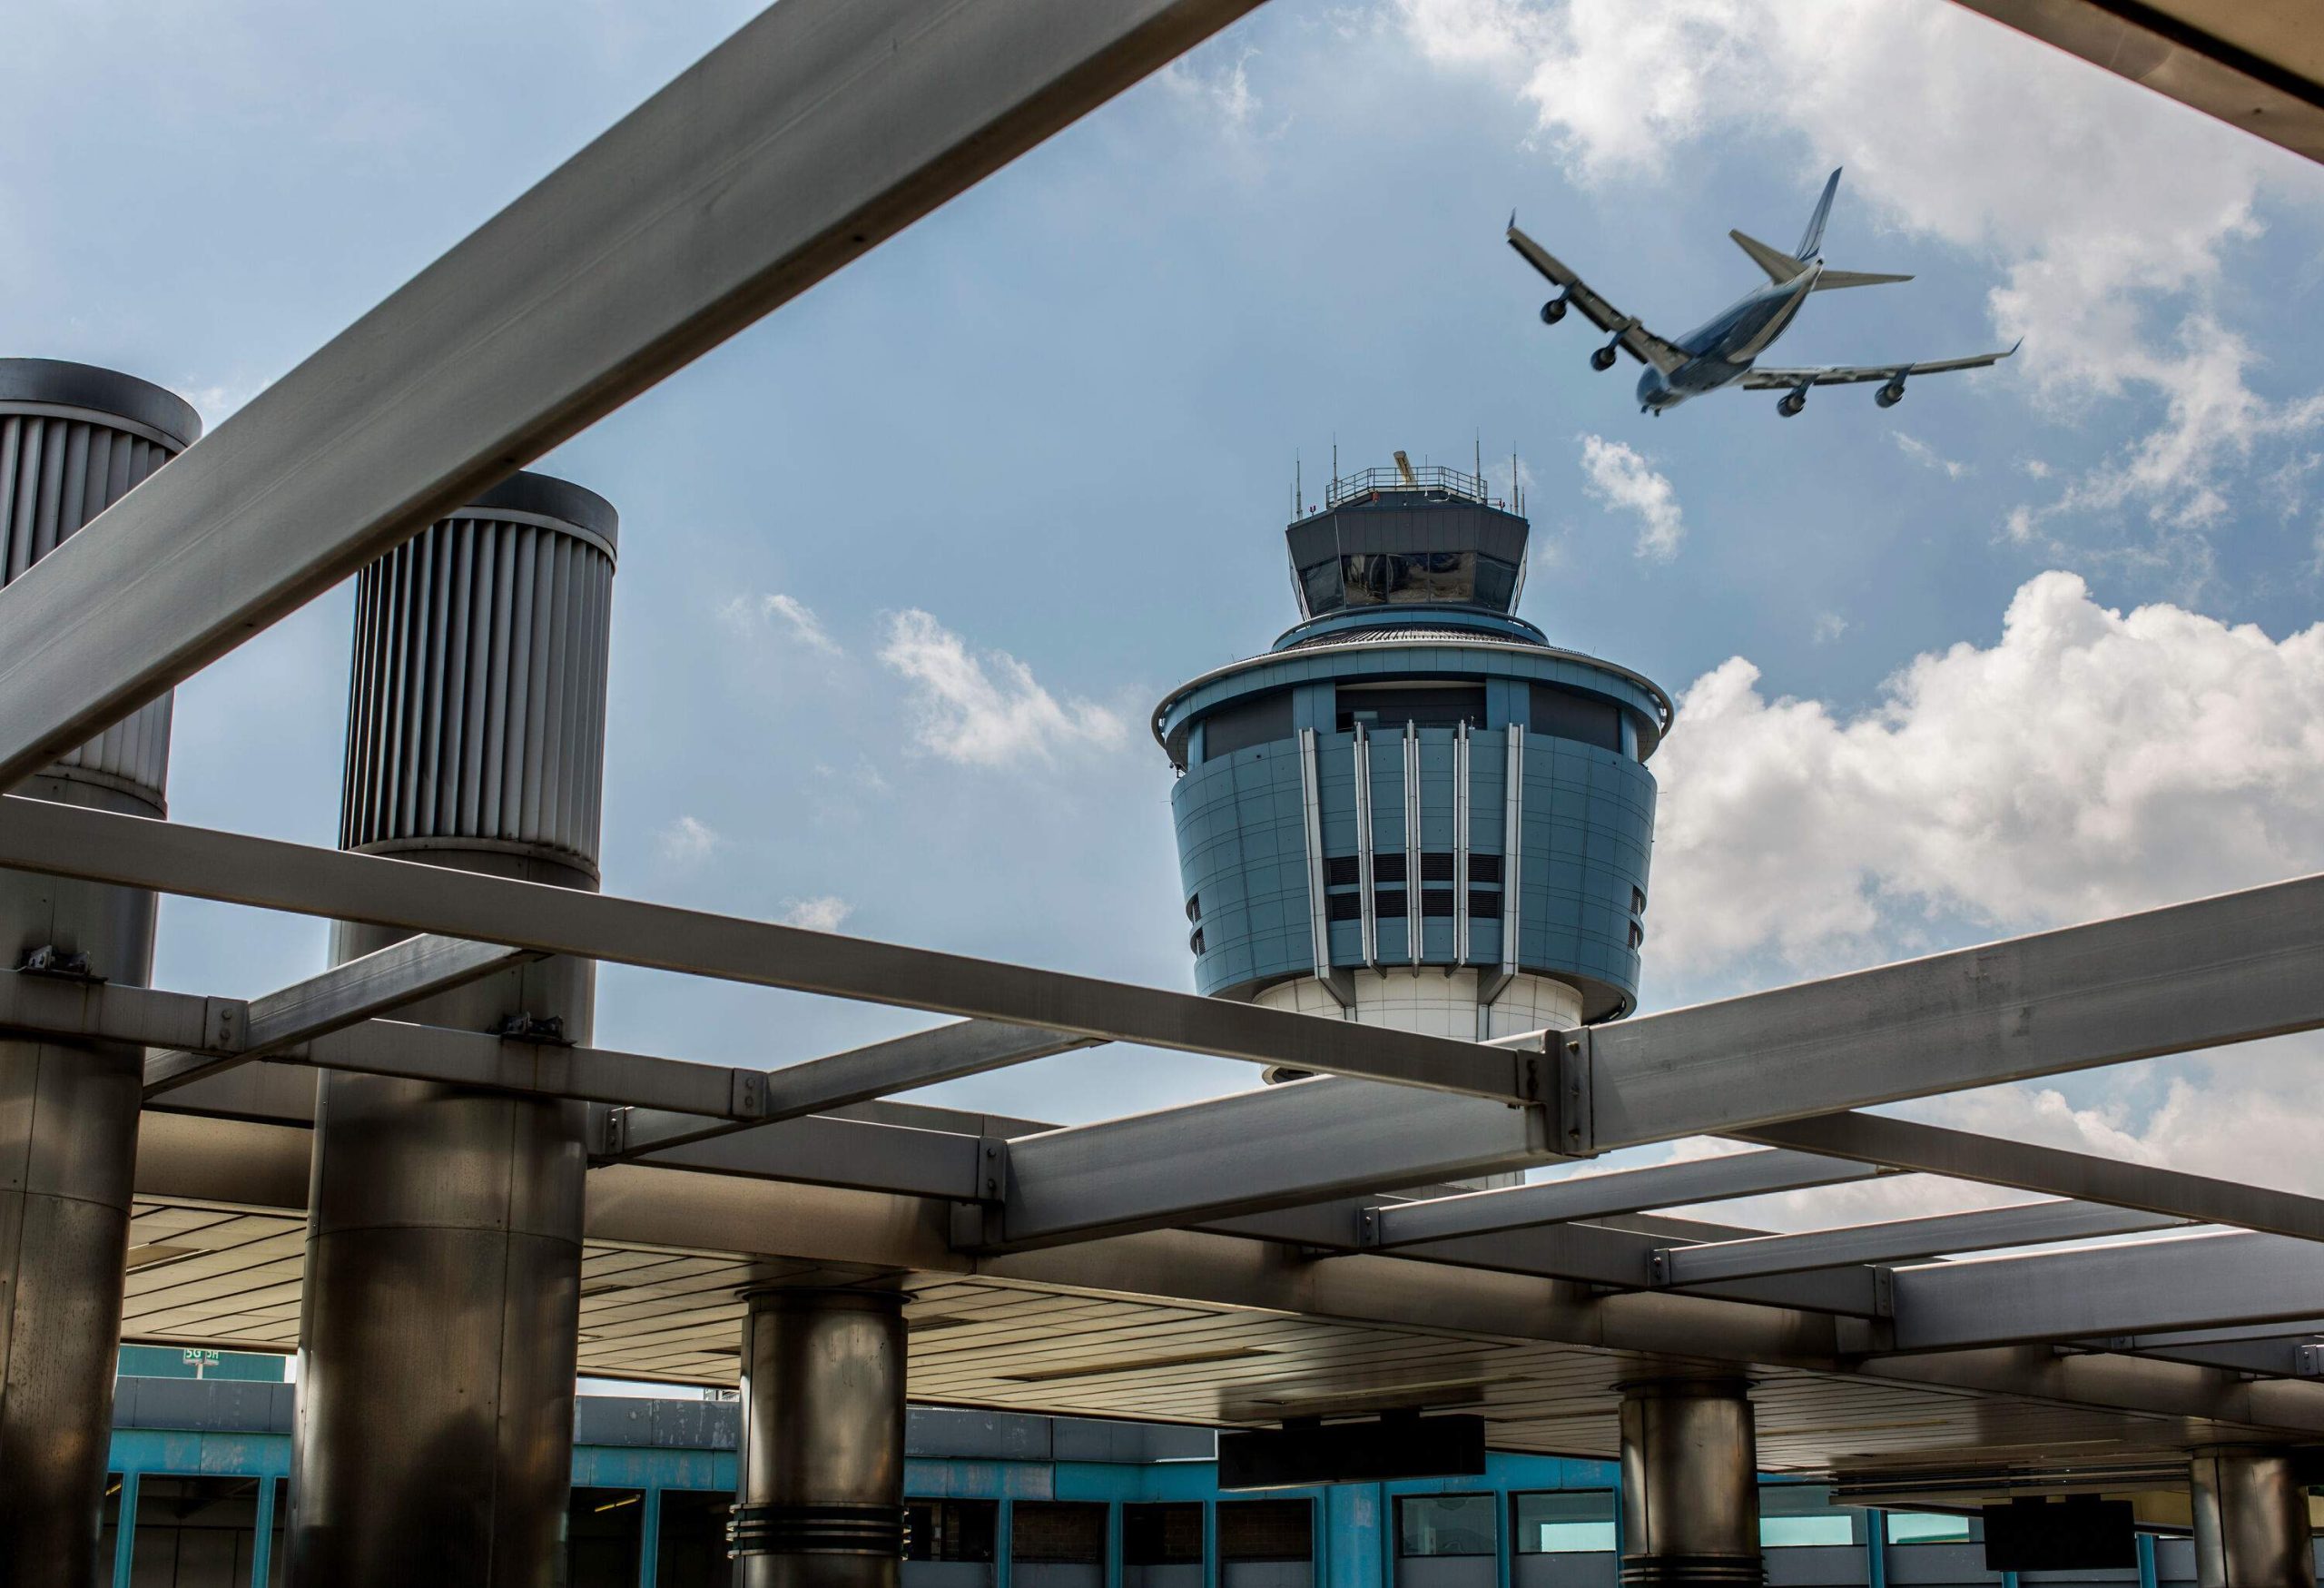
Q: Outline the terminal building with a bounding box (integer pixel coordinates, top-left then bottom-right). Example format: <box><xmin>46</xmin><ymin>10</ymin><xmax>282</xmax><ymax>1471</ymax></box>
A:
<box><xmin>89</xmin><ymin>1350</ymin><xmax>2261</xmax><ymax>1588</ymax></box>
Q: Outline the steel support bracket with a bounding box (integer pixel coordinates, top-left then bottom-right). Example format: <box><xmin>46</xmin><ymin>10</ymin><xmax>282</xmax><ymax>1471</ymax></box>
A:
<box><xmin>1551</xmin><ymin>1027</ymin><xmax>1595</xmax><ymax>1158</ymax></box>
<box><xmin>202</xmin><ymin>997</ymin><xmax>244</xmax><ymax>1056</ymax></box>
<box><xmin>2299</xmin><ymin>1344</ymin><xmax>2324</xmax><ymax>1379</ymax></box>
<box><xmin>729</xmin><ymin>1067</ymin><xmax>767</xmax><ymax>1121</ymax></box>
<box><xmin>596</xmin><ymin>1104</ymin><xmax>631</xmax><ymax>1157</ymax></box>
<box><xmin>1872</xmin><ymin>1266</ymin><xmax>1896</xmax><ymax>1319</ymax></box>
<box><xmin>948</xmin><ymin>1134</ymin><xmax>1013</xmax><ymax>1251</ymax></box>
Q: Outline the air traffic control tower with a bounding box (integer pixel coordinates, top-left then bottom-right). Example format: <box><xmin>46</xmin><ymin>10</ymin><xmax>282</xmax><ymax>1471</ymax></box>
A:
<box><xmin>1155</xmin><ymin>458</ymin><xmax>1671</xmax><ymax>1042</ymax></box>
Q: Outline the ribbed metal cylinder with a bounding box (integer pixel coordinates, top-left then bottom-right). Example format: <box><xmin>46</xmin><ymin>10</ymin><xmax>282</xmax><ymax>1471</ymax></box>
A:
<box><xmin>289</xmin><ymin>472</ymin><xmax>615</xmax><ymax>1588</ymax></box>
<box><xmin>2191</xmin><ymin>1447</ymin><xmax>2316</xmax><ymax>1588</ymax></box>
<box><xmin>0</xmin><ymin>358</ymin><xmax>200</xmax><ymax>1587</ymax></box>
<box><xmin>1</xmin><ymin>357</ymin><xmax>199</xmax><ymax>809</ymax></box>
<box><xmin>734</xmin><ymin>1289</ymin><xmax>908</xmax><ymax>1588</ymax></box>
<box><xmin>340</xmin><ymin>470</ymin><xmax>617</xmax><ymax>875</ymax></box>
<box><xmin>1619</xmin><ymin>1380</ymin><xmax>1764</xmax><ymax>1588</ymax></box>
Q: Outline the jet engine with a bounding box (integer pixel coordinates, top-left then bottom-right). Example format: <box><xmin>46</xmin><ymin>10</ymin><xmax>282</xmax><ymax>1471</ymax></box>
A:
<box><xmin>1777</xmin><ymin>390</ymin><xmax>1807</xmax><ymax>418</ymax></box>
<box><xmin>1590</xmin><ymin>341</ymin><xmax>1620</xmax><ymax>371</ymax></box>
<box><xmin>1876</xmin><ymin>376</ymin><xmax>1906</xmax><ymax>408</ymax></box>
<box><xmin>1540</xmin><ymin>296</ymin><xmax>1569</xmax><ymax>325</ymax></box>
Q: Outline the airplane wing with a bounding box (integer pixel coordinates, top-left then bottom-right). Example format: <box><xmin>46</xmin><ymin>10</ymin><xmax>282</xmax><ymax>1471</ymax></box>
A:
<box><xmin>1739</xmin><ymin>340</ymin><xmax>2021</xmax><ymax>389</ymax></box>
<box><xmin>1507</xmin><ymin>221</ymin><xmax>1689</xmax><ymax>374</ymax></box>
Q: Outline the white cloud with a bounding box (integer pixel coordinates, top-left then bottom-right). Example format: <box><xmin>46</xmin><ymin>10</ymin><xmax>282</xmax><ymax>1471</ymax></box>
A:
<box><xmin>1810</xmin><ymin>612</ymin><xmax>1848</xmax><ymax>646</ymax></box>
<box><xmin>1575</xmin><ymin>433</ymin><xmax>1683</xmax><ymax>560</ymax></box>
<box><xmin>655</xmin><ymin>814</ymin><xmax>720</xmax><ymax>864</ymax></box>
<box><xmin>1396</xmin><ymin>0</ymin><xmax>2324</xmax><ymax>571</ymax></box>
<box><xmin>779</xmin><ymin>895</ymin><xmax>853</xmax><ymax>932</ymax></box>
<box><xmin>877</xmin><ymin>609</ymin><xmax>1128</xmax><ymax>766</ymax></box>
<box><xmin>1649</xmin><ymin>570</ymin><xmax>2324</xmax><ymax>980</ymax></box>
<box><xmin>723</xmin><ymin>592</ymin><xmax>843</xmax><ymax>656</ymax></box>
<box><xmin>1892</xmin><ymin>432</ymin><xmax>1969</xmax><ymax>479</ymax></box>
<box><xmin>1161</xmin><ymin>46</ymin><xmax>1263</xmax><ymax>134</ymax></box>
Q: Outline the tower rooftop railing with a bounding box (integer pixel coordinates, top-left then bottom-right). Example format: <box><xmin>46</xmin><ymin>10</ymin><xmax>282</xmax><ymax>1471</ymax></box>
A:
<box><xmin>1323</xmin><ymin>463</ymin><xmax>1503</xmax><ymax>510</ymax></box>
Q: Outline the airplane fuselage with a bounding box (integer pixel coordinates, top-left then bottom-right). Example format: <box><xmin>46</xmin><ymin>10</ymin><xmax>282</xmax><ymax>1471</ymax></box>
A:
<box><xmin>1635</xmin><ymin>262</ymin><xmax>1821</xmax><ymax>411</ymax></box>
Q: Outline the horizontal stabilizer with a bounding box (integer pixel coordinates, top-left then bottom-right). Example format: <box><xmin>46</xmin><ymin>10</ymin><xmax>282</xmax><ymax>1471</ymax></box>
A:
<box><xmin>1730</xmin><ymin>230</ymin><xmax>1806</xmax><ymax>283</ymax></box>
<box><xmin>1814</xmin><ymin>268</ymin><xmax>1914</xmax><ymax>291</ymax></box>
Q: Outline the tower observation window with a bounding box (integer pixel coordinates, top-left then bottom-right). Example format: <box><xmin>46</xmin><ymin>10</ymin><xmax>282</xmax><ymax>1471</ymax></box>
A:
<box><xmin>1528</xmin><ymin>685</ymin><xmax>1623</xmax><ymax>753</ymax></box>
<box><xmin>1295</xmin><ymin>553</ymin><xmax>1523</xmax><ymax>615</ymax></box>
<box><xmin>1203</xmin><ymin>692</ymin><xmax>1295</xmax><ymax>761</ymax></box>
<box><xmin>1334</xmin><ymin>686</ymin><xmax>1484</xmax><ymax>735</ymax></box>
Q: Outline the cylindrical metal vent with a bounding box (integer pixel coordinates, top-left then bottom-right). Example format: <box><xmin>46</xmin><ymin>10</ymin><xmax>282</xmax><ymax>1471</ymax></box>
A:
<box><xmin>339</xmin><ymin>470</ymin><xmax>617</xmax><ymax>875</ymax></box>
<box><xmin>0</xmin><ymin>358</ymin><xmax>202</xmax><ymax>813</ymax></box>
<box><xmin>1619</xmin><ymin>1379</ymin><xmax>1764</xmax><ymax>1588</ymax></box>
<box><xmin>291</xmin><ymin>469</ymin><xmax>615</xmax><ymax>1588</ymax></box>
<box><xmin>0</xmin><ymin>358</ymin><xmax>199</xmax><ymax>1585</ymax></box>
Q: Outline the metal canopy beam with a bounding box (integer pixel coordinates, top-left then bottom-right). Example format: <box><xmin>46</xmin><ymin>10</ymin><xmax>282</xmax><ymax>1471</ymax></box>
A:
<box><xmin>1377</xmin><ymin>1223</ymin><xmax>1891</xmax><ymax>1318</ymax></box>
<box><xmin>143</xmin><ymin>934</ymin><xmax>535</xmax><ymax>1094</ymax></box>
<box><xmin>1947</xmin><ymin>0</ymin><xmax>2324</xmax><ymax>166</ymax></box>
<box><xmin>1364</xmin><ymin>1149</ymin><xmax>1886</xmax><ymax>1250</ymax></box>
<box><xmin>606</xmin><ymin>1019</ymin><xmax>1095</xmax><ymax>1159</ymax></box>
<box><xmin>1738</xmin><ymin>1111</ymin><xmax>2324</xmax><ymax>1243</ymax></box>
<box><xmin>1890</xmin><ymin>1230</ymin><xmax>2324</xmax><ymax>1349</ymax></box>
<box><xmin>980</xmin><ymin>1077</ymin><xmax>1562</xmax><ymax>1252</ymax></box>
<box><xmin>0</xmin><ymin>0</ymin><xmax>1270</xmax><ymax>790</ymax></box>
<box><xmin>1589</xmin><ymin>867</ymin><xmax>2324</xmax><ymax>1149</ymax></box>
<box><xmin>0</xmin><ymin>798</ymin><xmax>1523</xmax><ymax>1100</ymax></box>
<box><xmin>1656</xmin><ymin>1200</ymin><xmax>2193</xmax><ymax>1287</ymax></box>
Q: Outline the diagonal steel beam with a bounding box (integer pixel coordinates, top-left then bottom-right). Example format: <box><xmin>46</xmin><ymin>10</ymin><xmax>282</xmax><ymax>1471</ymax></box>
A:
<box><xmin>0</xmin><ymin>799</ymin><xmax>1524</xmax><ymax>1100</ymax></box>
<box><xmin>143</xmin><ymin>934</ymin><xmax>536</xmax><ymax>1095</ymax></box>
<box><xmin>1364</xmin><ymin>1149</ymin><xmax>1887</xmax><ymax>1250</ymax></box>
<box><xmin>1588</xmin><ymin>866</ymin><xmax>2324</xmax><ymax>1149</ymax></box>
<box><xmin>977</xmin><ymin>1077</ymin><xmax>1565</xmax><ymax>1252</ymax></box>
<box><xmin>604</xmin><ymin>1019</ymin><xmax>1095</xmax><ymax>1159</ymax></box>
<box><xmin>1735</xmin><ymin>1111</ymin><xmax>2324</xmax><ymax>1243</ymax></box>
<box><xmin>0</xmin><ymin>0</ymin><xmax>1269</xmax><ymax>789</ymax></box>
<box><xmin>1654</xmin><ymin>1200</ymin><xmax>2193</xmax><ymax>1287</ymax></box>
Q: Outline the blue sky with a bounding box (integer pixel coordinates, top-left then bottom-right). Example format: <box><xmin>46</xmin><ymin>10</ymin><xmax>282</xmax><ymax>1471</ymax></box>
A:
<box><xmin>10</xmin><ymin>0</ymin><xmax>2324</xmax><ymax>1209</ymax></box>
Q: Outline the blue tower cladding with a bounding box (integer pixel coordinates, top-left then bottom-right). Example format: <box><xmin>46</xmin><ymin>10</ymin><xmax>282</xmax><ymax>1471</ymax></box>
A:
<box><xmin>1155</xmin><ymin>460</ymin><xmax>1670</xmax><ymax>1041</ymax></box>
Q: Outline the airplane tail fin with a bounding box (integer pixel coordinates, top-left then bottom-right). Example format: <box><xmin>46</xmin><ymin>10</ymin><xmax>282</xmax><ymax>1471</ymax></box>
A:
<box><xmin>1812</xmin><ymin>268</ymin><xmax>1913</xmax><ymax>291</ymax></box>
<box><xmin>1730</xmin><ymin>230</ymin><xmax>1807</xmax><ymax>283</ymax></box>
<box><xmin>1796</xmin><ymin>167</ymin><xmax>1842</xmax><ymax>259</ymax></box>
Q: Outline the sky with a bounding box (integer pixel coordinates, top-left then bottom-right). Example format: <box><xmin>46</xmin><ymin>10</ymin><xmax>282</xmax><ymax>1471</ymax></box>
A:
<box><xmin>9</xmin><ymin>0</ymin><xmax>2324</xmax><ymax>1234</ymax></box>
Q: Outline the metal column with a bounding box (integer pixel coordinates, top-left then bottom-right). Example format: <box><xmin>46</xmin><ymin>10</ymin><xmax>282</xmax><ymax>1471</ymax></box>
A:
<box><xmin>2190</xmin><ymin>1448</ymin><xmax>2316</xmax><ymax>1588</ymax></box>
<box><xmin>1616</xmin><ymin>1379</ymin><xmax>1763</xmax><ymax>1588</ymax></box>
<box><xmin>0</xmin><ymin>359</ymin><xmax>200</xmax><ymax>1585</ymax></box>
<box><xmin>732</xmin><ymin>1287</ymin><xmax>908</xmax><ymax>1588</ymax></box>
<box><xmin>287</xmin><ymin>472</ymin><xmax>617</xmax><ymax>1587</ymax></box>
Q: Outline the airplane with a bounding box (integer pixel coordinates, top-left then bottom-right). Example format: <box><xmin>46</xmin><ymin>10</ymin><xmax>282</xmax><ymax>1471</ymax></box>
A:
<box><xmin>1507</xmin><ymin>168</ymin><xmax>2018</xmax><ymax>418</ymax></box>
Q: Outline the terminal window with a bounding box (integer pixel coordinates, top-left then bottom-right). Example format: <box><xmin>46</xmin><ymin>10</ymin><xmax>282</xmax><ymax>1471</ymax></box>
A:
<box><xmin>905</xmin><ymin>1499</ymin><xmax>999</xmax><ymax>1562</ymax></box>
<box><xmin>1512</xmin><ymin>1491</ymin><xmax>1616</xmax><ymax>1553</ymax></box>
<box><xmin>1219</xmin><ymin>1499</ymin><xmax>1313</xmax><ymax>1562</ymax></box>
<box><xmin>1013</xmin><ymin>1502</ymin><xmax>1108</xmax><ymax>1563</ymax></box>
<box><xmin>1758</xmin><ymin>1485</ymin><xmax>1859</xmax><ymax>1548</ymax></box>
<box><xmin>1124</xmin><ymin>1503</ymin><xmax>1205</xmax><ymax>1566</ymax></box>
<box><xmin>1398</xmin><ymin>1494</ymin><xmax>1498</xmax><ymax>1557</ymax></box>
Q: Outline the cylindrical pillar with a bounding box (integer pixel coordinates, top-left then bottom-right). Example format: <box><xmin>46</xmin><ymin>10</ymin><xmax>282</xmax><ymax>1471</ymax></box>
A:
<box><xmin>0</xmin><ymin>358</ymin><xmax>200</xmax><ymax>1586</ymax></box>
<box><xmin>287</xmin><ymin>472</ymin><xmax>617</xmax><ymax>1587</ymax></box>
<box><xmin>733</xmin><ymin>1288</ymin><xmax>909</xmax><ymax>1588</ymax></box>
<box><xmin>2191</xmin><ymin>1448</ymin><xmax>2316</xmax><ymax>1588</ymax></box>
<box><xmin>1618</xmin><ymin>1379</ymin><xmax>1763</xmax><ymax>1588</ymax></box>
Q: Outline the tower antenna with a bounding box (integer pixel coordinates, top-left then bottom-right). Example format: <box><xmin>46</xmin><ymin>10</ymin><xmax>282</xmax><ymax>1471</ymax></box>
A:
<box><xmin>1295</xmin><ymin>452</ymin><xmax>1302</xmax><ymax>518</ymax></box>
